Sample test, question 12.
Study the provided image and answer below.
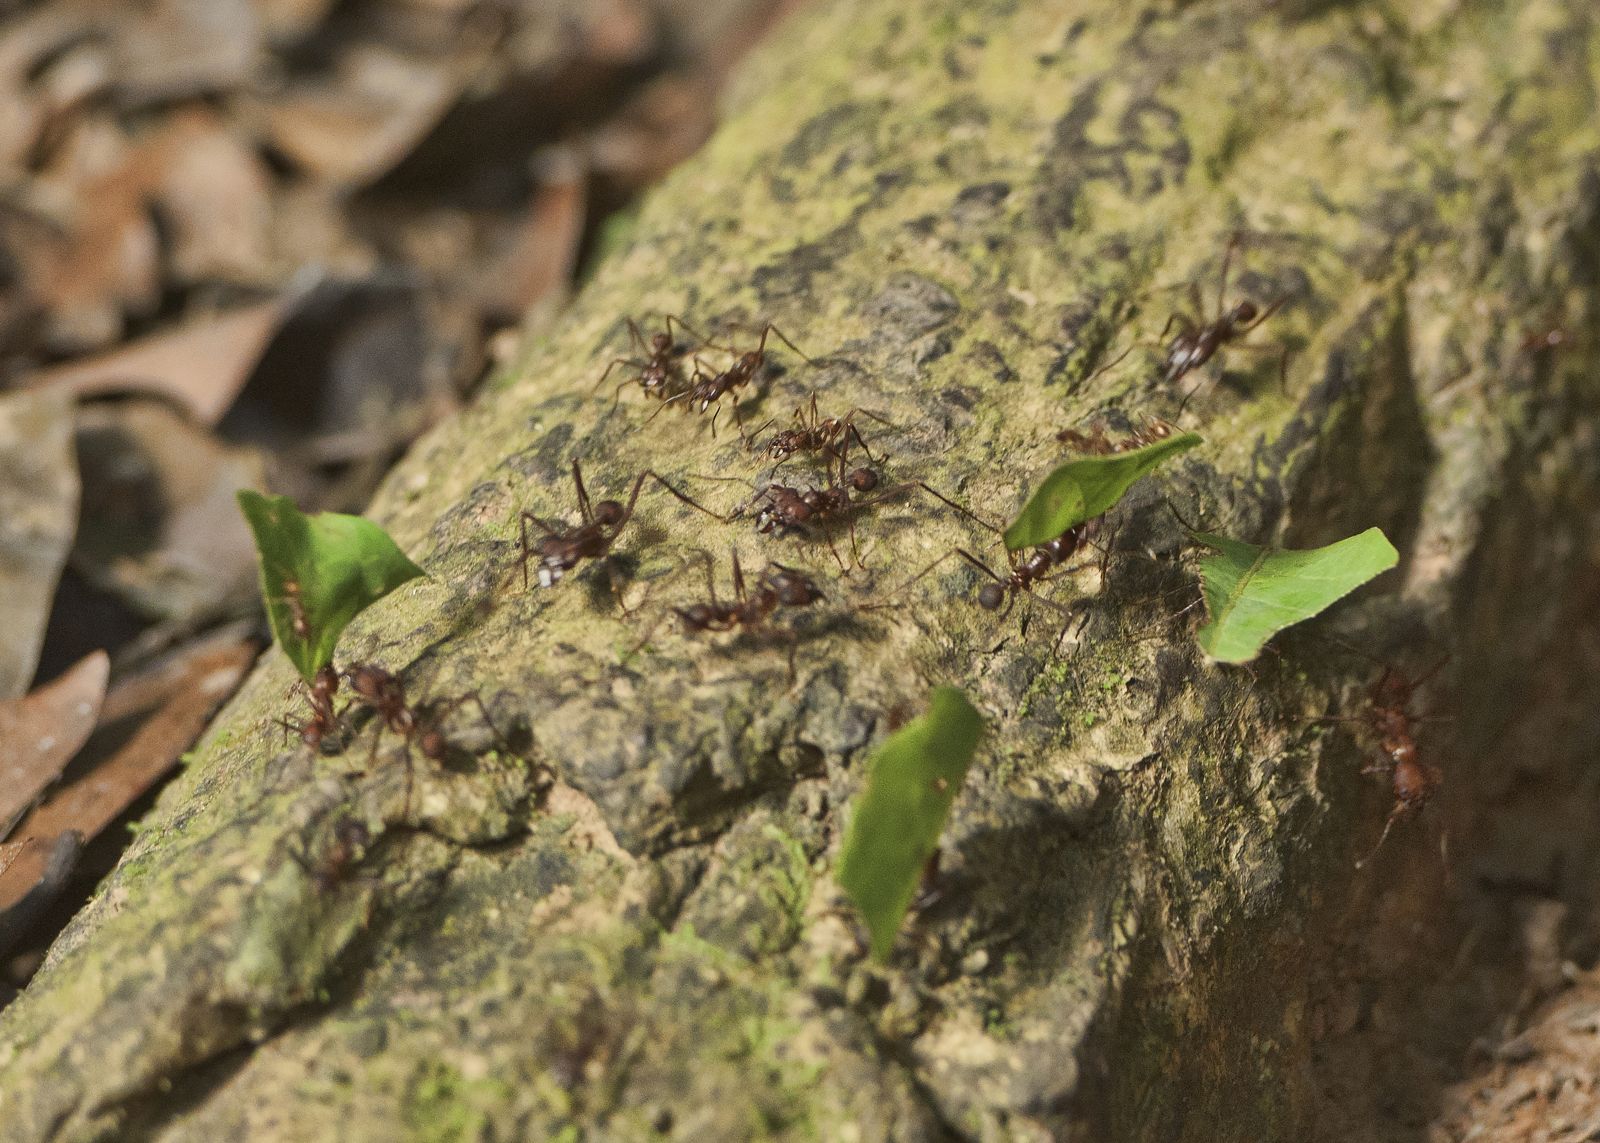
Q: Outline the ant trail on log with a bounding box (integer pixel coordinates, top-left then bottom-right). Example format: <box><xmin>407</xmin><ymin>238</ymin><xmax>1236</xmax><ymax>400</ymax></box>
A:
<box><xmin>1154</xmin><ymin>234</ymin><xmax>1287</xmax><ymax>411</ymax></box>
<box><xmin>654</xmin><ymin>322</ymin><xmax>812</xmax><ymax>438</ymax></box>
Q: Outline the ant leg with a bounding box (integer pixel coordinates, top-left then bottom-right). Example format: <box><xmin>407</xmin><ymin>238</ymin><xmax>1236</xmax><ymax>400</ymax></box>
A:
<box><xmin>1354</xmin><ymin>806</ymin><xmax>1405</xmax><ymax>870</ymax></box>
<box><xmin>515</xmin><ymin>512</ymin><xmax>565</xmax><ymax>590</ymax></box>
<box><xmin>916</xmin><ymin>482</ymin><xmax>1004</xmax><ymax>536</ymax></box>
<box><xmin>845</xmin><ymin>422</ymin><xmax>880</xmax><ymax>466</ymax></box>
<box><xmin>823</xmin><ymin>529</ymin><xmax>849</xmax><ymax>575</ymax></box>
<box><xmin>729</xmin><ymin>549</ymin><xmax>746</xmax><ymax>604</ymax></box>
<box><xmin>572</xmin><ymin>460</ymin><xmax>594</xmax><ymax>525</ymax></box>
<box><xmin>1216</xmin><ymin>232</ymin><xmax>1241</xmax><ymax>316</ymax></box>
<box><xmin>643</xmin><ymin>471</ymin><xmax>731</xmax><ymax>522</ymax></box>
<box><xmin>748</xmin><ymin>321</ymin><xmax>814</xmax><ymax>365</ymax></box>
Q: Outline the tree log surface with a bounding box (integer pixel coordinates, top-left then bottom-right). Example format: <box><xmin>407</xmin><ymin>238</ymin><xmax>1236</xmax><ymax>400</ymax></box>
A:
<box><xmin>5</xmin><ymin>0</ymin><xmax>1600</xmax><ymax>1139</ymax></box>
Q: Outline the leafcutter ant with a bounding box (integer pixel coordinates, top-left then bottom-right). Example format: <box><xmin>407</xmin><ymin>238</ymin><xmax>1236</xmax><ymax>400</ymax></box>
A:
<box><xmin>733</xmin><ymin>462</ymin><xmax>910</xmax><ymax>572</ymax></box>
<box><xmin>514</xmin><ymin>459</ymin><xmax>722</xmax><ymax>607</ymax></box>
<box><xmin>752</xmin><ymin>395</ymin><xmax>890</xmax><ymax>477</ymax></box>
<box><xmin>1351</xmin><ymin>660</ymin><xmax>1448</xmax><ymax>868</ymax></box>
<box><xmin>277</xmin><ymin>664</ymin><xmax>342</xmax><ymax>752</ymax></box>
<box><xmin>656</xmin><ymin>322</ymin><xmax>811</xmax><ymax>437</ymax></box>
<box><xmin>593</xmin><ymin>315</ymin><xmax>709</xmax><ymax>412</ymax></box>
<box><xmin>1057</xmin><ymin>415</ymin><xmax>1177</xmax><ymax>454</ymax></box>
<box><xmin>290</xmin><ymin>815</ymin><xmax>372</xmax><ymax>896</ymax></box>
<box><xmin>342</xmin><ymin>663</ymin><xmax>502</xmax><ymax>814</ymax></box>
<box><xmin>912</xmin><ymin>483</ymin><xmax>1105</xmax><ymax>622</ymax></box>
<box><xmin>1157</xmin><ymin>235</ymin><xmax>1286</xmax><ymax>397</ymax></box>
<box><xmin>666</xmin><ymin>548</ymin><xmax>825</xmax><ymax>678</ymax></box>
<box><xmin>281</xmin><ymin>578</ymin><xmax>312</xmax><ymax>640</ymax></box>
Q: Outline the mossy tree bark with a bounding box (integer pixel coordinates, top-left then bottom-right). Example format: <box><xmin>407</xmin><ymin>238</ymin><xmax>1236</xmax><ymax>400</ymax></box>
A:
<box><xmin>5</xmin><ymin>0</ymin><xmax>1600</xmax><ymax>1139</ymax></box>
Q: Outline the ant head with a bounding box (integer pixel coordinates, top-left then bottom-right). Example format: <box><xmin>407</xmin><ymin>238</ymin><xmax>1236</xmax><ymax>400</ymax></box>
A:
<box><xmin>312</xmin><ymin>665</ymin><xmax>339</xmax><ymax>696</ymax></box>
<box><xmin>1231</xmin><ymin>300</ymin><xmax>1259</xmax><ymax>323</ymax></box>
<box><xmin>770</xmin><ymin>571</ymin><xmax>822</xmax><ymax>606</ymax></box>
<box><xmin>593</xmin><ymin>500</ymin><xmax>625</xmax><ymax>526</ymax></box>
<box><xmin>344</xmin><ymin>665</ymin><xmax>386</xmax><ymax>699</ymax></box>
<box><xmin>848</xmin><ymin>467</ymin><xmax>879</xmax><ymax>492</ymax></box>
<box><xmin>676</xmin><ymin>604</ymin><xmax>715</xmax><ymax>630</ymax></box>
<box><xmin>650</xmin><ymin>332</ymin><xmax>672</xmax><ymax>353</ymax></box>
<box><xmin>300</xmin><ymin>723</ymin><xmax>324</xmax><ymax>749</ymax></box>
<box><xmin>977</xmin><ymin>583</ymin><xmax>1006</xmax><ymax>610</ymax></box>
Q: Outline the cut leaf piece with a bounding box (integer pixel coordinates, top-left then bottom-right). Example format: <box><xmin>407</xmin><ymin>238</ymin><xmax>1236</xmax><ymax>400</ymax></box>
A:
<box><xmin>1004</xmin><ymin>432</ymin><xmax>1202</xmax><ymax>551</ymax></box>
<box><xmin>1191</xmin><ymin>527</ymin><xmax>1398</xmax><ymax>663</ymax></box>
<box><xmin>836</xmin><ymin>687</ymin><xmax>984</xmax><ymax>961</ymax></box>
<box><xmin>237</xmin><ymin>491</ymin><xmax>425</xmax><ymax>683</ymax></box>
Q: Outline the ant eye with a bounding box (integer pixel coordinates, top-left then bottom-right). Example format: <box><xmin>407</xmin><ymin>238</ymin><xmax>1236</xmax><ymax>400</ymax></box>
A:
<box><xmin>977</xmin><ymin>584</ymin><xmax>1005</xmax><ymax>610</ymax></box>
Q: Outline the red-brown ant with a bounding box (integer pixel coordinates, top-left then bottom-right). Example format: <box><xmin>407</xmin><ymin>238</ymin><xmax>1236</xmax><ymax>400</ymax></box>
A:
<box><xmin>515</xmin><ymin>459</ymin><xmax>721</xmax><ymax>603</ymax></box>
<box><xmin>291</xmin><ymin>815</ymin><xmax>372</xmax><ymax>895</ymax></box>
<box><xmin>1352</xmin><ymin>661</ymin><xmax>1447</xmax><ymax>868</ymax></box>
<box><xmin>669</xmin><ymin>549</ymin><xmax>825</xmax><ymax>678</ymax></box>
<box><xmin>593</xmin><ymin>316</ymin><xmax>708</xmax><ymax>411</ymax></box>
<box><xmin>1157</xmin><ymin>236</ymin><xmax>1286</xmax><ymax>394</ymax></box>
<box><xmin>914</xmin><ymin>483</ymin><xmax>1104</xmax><ymax>620</ymax></box>
<box><xmin>1518</xmin><ymin>326</ymin><xmax>1567</xmax><ymax>355</ymax></box>
<box><xmin>656</xmin><ymin>322</ymin><xmax>811</xmax><ymax>437</ymax></box>
<box><xmin>733</xmin><ymin>462</ymin><xmax>906</xmax><ymax>572</ymax></box>
<box><xmin>753</xmin><ymin>395</ymin><xmax>890</xmax><ymax>476</ymax></box>
<box><xmin>1056</xmin><ymin>415</ymin><xmax>1177</xmax><ymax>454</ymax></box>
<box><xmin>277</xmin><ymin>664</ymin><xmax>341</xmax><ymax>752</ymax></box>
<box><xmin>342</xmin><ymin>663</ymin><xmax>502</xmax><ymax>814</ymax></box>
<box><xmin>281</xmin><ymin>579</ymin><xmax>312</xmax><ymax>640</ymax></box>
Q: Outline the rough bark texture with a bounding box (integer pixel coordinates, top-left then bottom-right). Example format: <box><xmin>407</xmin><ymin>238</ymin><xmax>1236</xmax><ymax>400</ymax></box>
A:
<box><xmin>4</xmin><ymin>0</ymin><xmax>1600</xmax><ymax>1139</ymax></box>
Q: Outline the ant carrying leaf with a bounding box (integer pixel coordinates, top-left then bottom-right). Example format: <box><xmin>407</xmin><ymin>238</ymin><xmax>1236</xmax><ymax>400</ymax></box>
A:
<box><xmin>237</xmin><ymin>491</ymin><xmax>426</xmax><ymax>685</ymax></box>
<box><xmin>1187</xmin><ymin>527</ymin><xmax>1398</xmax><ymax>663</ymax></box>
<box><xmin>836</xmin><ymin>686</ymin><xmax>984</xmax><ymax>962</ymax></box>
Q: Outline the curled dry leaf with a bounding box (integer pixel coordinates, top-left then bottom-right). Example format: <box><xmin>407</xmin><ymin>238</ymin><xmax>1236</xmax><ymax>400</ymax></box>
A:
<box><xmin>0</xmin><ymin>389</ymin><xmax>79</xmax><ymax>700</ymax></box>
<box><xmin>0</xmin><ymin>638</ymin><xmax>254</xmax><ymax>915</ymax></box>
<box><xmin>27</xmin><ymin>298</ymin><xmax>286</xmax><ymax>426</ymax></box>
<box><xmin>0</xmin><ymin>651</ymin><xmax>109</xmax><ymax>840</ymax></box>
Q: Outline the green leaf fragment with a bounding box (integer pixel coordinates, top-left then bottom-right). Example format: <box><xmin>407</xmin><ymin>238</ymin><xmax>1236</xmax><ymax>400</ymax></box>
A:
<box><xmin>1004</xmin><ymin>432</ymin><xmax>1202</xmax><ymax>551</ymax></box>
<box><xmin>1191</xmin><ymin>526</ymin><xmax>1398</xmax><ymax>663</ymax></box>
<box><xmin>237</xmin><ymin>490</ymin><xmax>426</xmax><ymax>684</ymax></box>
<box><xmin>836</xmin><ymin>686</ymin><xmax>984</xmax><ymax>961</ymax></box>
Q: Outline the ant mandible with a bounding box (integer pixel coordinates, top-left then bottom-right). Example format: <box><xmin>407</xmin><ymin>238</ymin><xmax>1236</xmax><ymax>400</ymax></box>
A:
<box><xmin>515</xmin><ymin>459</ymin><xmax>721</xmax><ymax>603</ymax></box>
<box><xmin>1157</xmin><ymin>235</ymin><xmax>1286</xmax><ymax>394</ymax></box>
<box><xmin>656</xmin><ymin>322</ymin><xmax>811</xmax><ymax>437</ymax></box>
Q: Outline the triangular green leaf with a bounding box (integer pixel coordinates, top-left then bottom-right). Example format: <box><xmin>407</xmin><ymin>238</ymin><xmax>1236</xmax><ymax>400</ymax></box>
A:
<box><xmin>237</xmin><ymin>491</ymin><xmax>426</xmax><ymax>683</ymax></box>
<box><xmin>836</xmin><ymin>686</ymin><xmax>984</xmax><ymax>961</ymax></box>
<box><xmin>1004</xmin><ymin>432</ymin><xmax>1202</xmax><ymax>551</ymax></box>
<box><xmin>1192</xmin><ymin>526</ymin><xmax>1398</xmax><ymax>663</ymax></box>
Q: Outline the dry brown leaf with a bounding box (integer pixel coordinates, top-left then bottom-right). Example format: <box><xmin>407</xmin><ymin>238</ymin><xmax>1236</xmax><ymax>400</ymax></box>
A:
<box><xmin>72</xmin><ymin>398</ymin><xmax>267</xmax><ymax>623</ymax></box>
<box><xmin>0</xmin><ymin>639</ymin><xmax>253</xmax><ymax>913</ymax></box>
<box><xmin>0</xmin><ymin>388</ymin><xmax>80</xmax><ymax>701</ymax></box>
<box><xmin>27</xmin><ymin>299</ymin><xmax>286</xmax><ymax>426</ymax></box>
<box><xmin>0</xmin><ymin>652</ymin><xmax>108</xmax><ymax>839</ymax></box>
<box><xmin>261</xmin><ymin>45</ymin><xmax>466</xmax><ymax>187</ymax></box>
<box><xmin>151</xmin><ymin>107</ymin><xmax>275</xmax><ymax>286</ymax></box>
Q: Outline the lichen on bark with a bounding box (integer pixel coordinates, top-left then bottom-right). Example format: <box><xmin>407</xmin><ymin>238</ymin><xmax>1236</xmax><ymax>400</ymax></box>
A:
<box><xmin>5</xmin><ymin>0</ymin><xmax>1600</xmax><ymax>1139</ymax></box>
